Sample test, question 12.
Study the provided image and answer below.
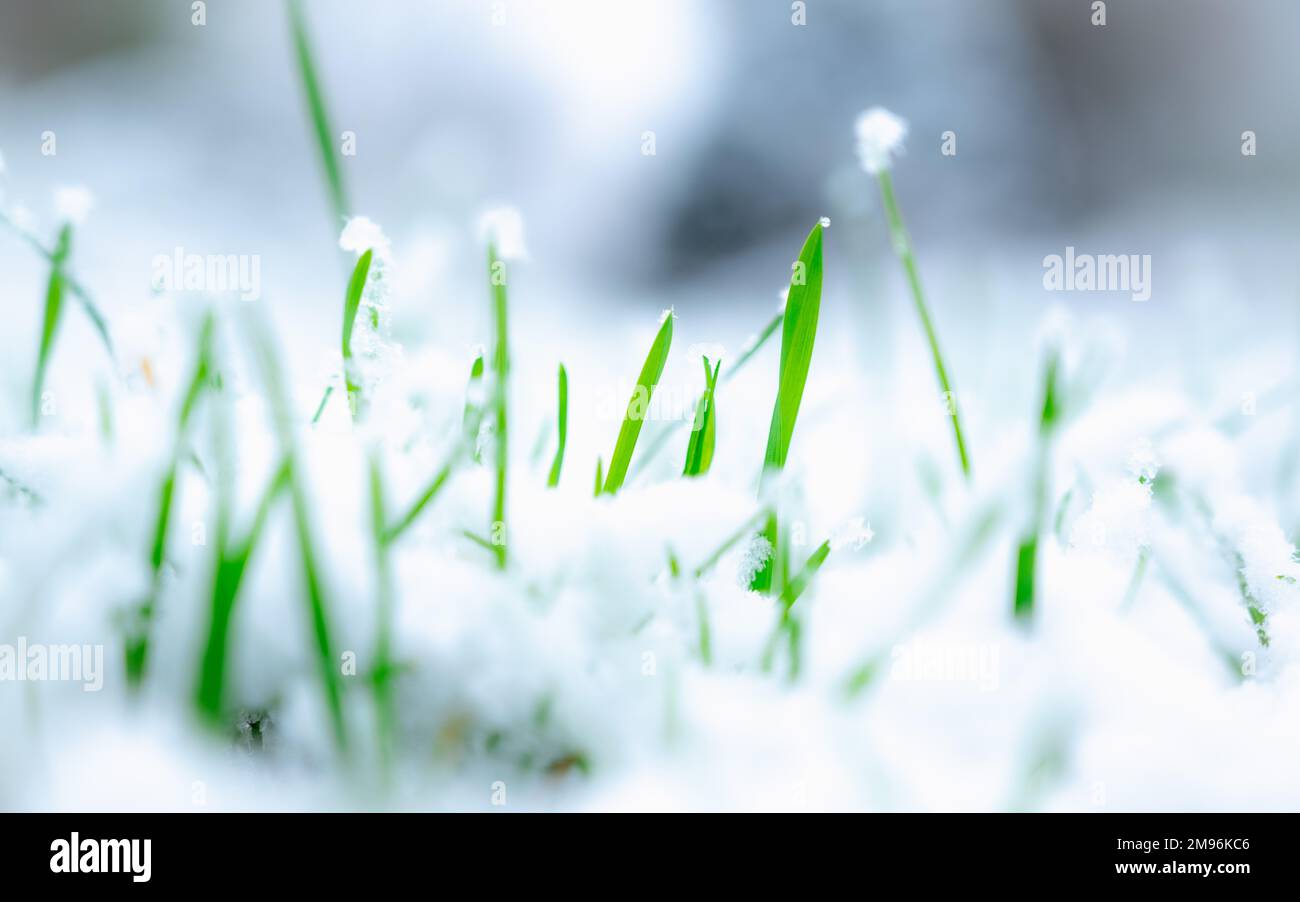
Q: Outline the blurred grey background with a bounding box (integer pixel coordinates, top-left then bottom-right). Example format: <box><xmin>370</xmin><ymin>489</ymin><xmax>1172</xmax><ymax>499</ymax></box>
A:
<box><xmin>1</xmin><ymin>0</ymin><xmax>1297</xmax><ymax>342</ymax></box>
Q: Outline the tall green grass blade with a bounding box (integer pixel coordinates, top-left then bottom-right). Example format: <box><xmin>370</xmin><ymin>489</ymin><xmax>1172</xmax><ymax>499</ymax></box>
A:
<box><xmin>488</xmin><ymin>243</ymin><xmax>510</xmax><ymax>568</ymax></box>
<box><xmin>368</xmin><ymin>453</ymin><xmax>396</xmax><ymax>772</ymax></box>
<box><xmin>603</xmin><ymin>312</ymin><xmax>673</xmax><ymax>494</ymax></box>
<box><xmin>547</xmin><ymin>363</ymin><xmax>568</xmax><ymax>487</ymax></box>
<box><xmin>594</xmin><ymin>457</ymin><xmax>604</xmax><ymax>497</ymax></box>
<box><xmin>248</xmin><ymin>314</ymin><xmax>349</xmax><ymax>753</ymax></box>
<box><xmin>751</xmin><ymin>221</ymin><xmax>825</xmax><ymax>593</ymax></box>
<box><xmin>287</xmin><ymin>0</ymin><xmax>349</xmax><ymax>227</ymax></box>
<box><xmin>1012</xmin><ymin>346</ymin><xmax>1062</xmax><ymax>622</ymax></box>
<box><xmin>30</xmin><ymin>225</ymin><xmax>71</xmax><ymax>427</ymax></box>
<box><xmin>126</xmin><ymin>314</ymin><xmax>216</xmax><ymax>686</ymax></box>
<box><xmin>876</xmin><ymin>169</ymin><xmax>971</xmax><ymax>478</ymax></box>
<box><xmin>683</xmin><ymin>357</ymin><xmax>721</xmax><ymax>477</ymax></box>
<box><xmin>761</xmin><ymin>221</ymin><xmax>824</xmax><ymax>479</ymax></box>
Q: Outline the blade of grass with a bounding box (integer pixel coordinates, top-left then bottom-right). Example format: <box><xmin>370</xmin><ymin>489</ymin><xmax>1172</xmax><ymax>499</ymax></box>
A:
<box><xmin>683</xmin><ymin>357</ymin><xmax>721</xmax><ymax>477</ymax></box>
<box><xmin>30</xmin><ymin>225</ymin><xmax>71</xmax><ymax>427</ymax></box>
<box><xmin>1012</xmin><ymin>346</ymin><xmax>1062</xmax><ymax>622</ymax></box>
<box><xmin>547</xmin><ymin>363</ymin><xmax>568</xmax><ymax>487</ymax></box>
<box><xmin>760</xmin><ymin>222</ymin><xmax>824</xmax><ymax>479</ymax></box>
<box><xmin>488</xmin><ymin>243</ymin><xmax>510</xmax><ymax>568</ymax></box>
<box><xmin>384</xmin><ymin>451</ymin><xmax>458</xmax><ymax>543</ymax></box>
<box><xmin>876</xmin><ymin>169</ymin><xmax>971</xmax><ymax>478</ymax></box>
<box><xmin>286</xmin><ymin>0</ymin><xmax>349</xmax><ymax>227</ymax></box>
<box><xmin>195</xmin><ymin>458</ymin><xmax>291</xmax><ymax>721</ymax></box>
<box><xmin>594</xmin><ymin>457</ymin><xmax>604</xmax><ymax>497</ymax></box>
<box><xmin>2</xmin><ymin>210</ymin><xmax>115</xmax><ymax>364</ymax></box>
<box><xmin>126</xmin><ymin>315</ymin><xmax>216</xmax><ymax>686</ymax></box>
<box><xmin>247</xmin><ymin>313</ymin><xmax>348</xmax><ymax>753</ymax></box>
<box><xmin>341</xmin><ymin>248</ymin><xmax>372</xmax><ymax>418</ymax></box>
<box><xmin>368</xmin><ymin>453</ymin><xmax>396</xmax><ymax>773</ymax></box>
<box><xmin>751</xmin><ymin>221</ymin><xmax>825</xmax><ymax>593</ymax></box>
<box><xmin>603</xmin><ymin>312</ymin><xmax>673</xmax><ymax>494</ymax></box>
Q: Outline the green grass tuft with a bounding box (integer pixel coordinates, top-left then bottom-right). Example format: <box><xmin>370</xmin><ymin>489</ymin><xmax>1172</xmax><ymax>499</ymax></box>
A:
<box><xmin>682</xmin><ymin>357</ymin><xmax>721</xmax><ymax>477</ymax></box>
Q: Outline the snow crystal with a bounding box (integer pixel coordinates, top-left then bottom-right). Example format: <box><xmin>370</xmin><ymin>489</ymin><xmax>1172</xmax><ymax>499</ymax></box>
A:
<box><xmin>854</xmin><ymin>106</ymin><xmax>908</xmax><ymax>174</ymax></box>
<box><xmin>737</xmin><ymin>535</ymin><xmax>773</xmax><ymax>587</ymax></box>
<box><xmin>53</xmin><ymin>186</ymin><xmax>94</xmax><ymax>226</ymax></box>
<box><xmin>476</xmin><ymin>205</ymin><xmax>528</xmax><ymax>261</ymax></box>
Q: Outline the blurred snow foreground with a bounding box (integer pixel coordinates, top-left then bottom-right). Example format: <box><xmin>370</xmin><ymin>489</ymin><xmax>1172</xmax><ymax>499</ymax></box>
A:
<box><xmin>3</xmin><ymin>181</ymin><xmax>1300</xmax><ymax>815</ymax></box>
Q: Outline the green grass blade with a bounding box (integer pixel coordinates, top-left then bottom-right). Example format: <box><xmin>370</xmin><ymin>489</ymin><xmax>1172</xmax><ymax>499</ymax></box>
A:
<box><xmin>247</xmin><ymin>314</ymin><xmax>349</xmax><ymax>753</ymax></box>
<box><xmin>488</xmin><ymin>243</ymin><xmax>510</xmax><ymax>568</ymax></box>
<box><xmin>876</xmin><ymin>169</ymin><xmax>971</xmax><ymax>478</ymax></box>
<box><xmin>761</xmin><ymin>221</ymin><xmax>824</xmax><ymax>479</ymax></box>
<box><xmin>195</xmin><ymin>459</ymin><xmax>290</xmax><ymax>721</ymax></box>
<box><xmin>1012</xmin><ymin>346</ymin><xmax>1062</xmax><ymax>622</ymax></box>
<box><xmin>547</xmin><ymin>363</ymin><xmax>568</xmax><ymax>487</ymax></box>
<box><xmin>2</xmin><ymin>210</ymin><xmax>116</xmax><ymax>364</ymax></box>
<box><xmin>341</xmin><ymin>249</ymin><xmax>373</xmax><ymax>417</ymax></box>
<box><xmin>779</xmin><ymin>539</ymin><xmax>832</xmax><ymax>610</ymax></box>
<box><xmin>286</xmin><ymin>0</ymin><xmax>349</xmax><ymax>227</ymax></box>
<box><xmin>385</xmin><ymin>452</ymin><xmax>457</xmax><ymax>543</ymax></box>
<box><xmin>30</xmin><ymin>225</ymin><xmax>71</xmax><ymax>427</ymax></box>
<box><xmin>603</xmin><ymin>312</ymin><xmax>673</xmax><ymax>494</ymax></box>
<box><xmin>683</xmin><ymin>357</ymin><xmax>721</xmax><ymax>477</ymax></box>
<box><xmin>751</xmin><ymin>221</ymin><xmax>825</xmax><ymax>594</ymax></box>
<box><xmin>368</xmin><ymin>453</ymin><xmax>396</xmax><ymax>771</ymax></box>
<box><xmin>126</xmin><ymin>314</ymin><xmax>215</xmax><ymax>686</ymax></box>
<box><xmin>594</xmin><ymin>457</ymin><xmax>604</xmax><ymax>497</ymax></box>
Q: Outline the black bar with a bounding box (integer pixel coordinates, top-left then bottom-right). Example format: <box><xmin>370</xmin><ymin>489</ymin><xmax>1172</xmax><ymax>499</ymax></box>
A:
<box><xmin>0</xmin><ymin>813</ymin><xmax>1283</xmax><ymax>888</ymax></box>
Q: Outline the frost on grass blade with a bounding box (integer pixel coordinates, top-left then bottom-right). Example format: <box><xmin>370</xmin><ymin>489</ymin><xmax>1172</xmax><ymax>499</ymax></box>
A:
<box><xmin>287</xmin><ymin>0</ymin><xmax>349</xmax><ymax>227</ymax></box>
<box><xmin>683</xmin><ymin>357</ymin><xmax>721</xmax><ymax>477</ymax></box>
<box><xmin>547</xmin><ymin>363</ymin><xmax>568</xmax><ymax>487</ymax></box>
<box><xmin>602</xmin><ymin>311</ymin><xmax>674</xmax><ymax>495</ymax></box>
